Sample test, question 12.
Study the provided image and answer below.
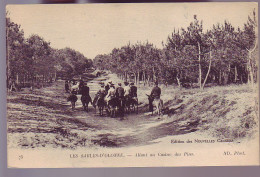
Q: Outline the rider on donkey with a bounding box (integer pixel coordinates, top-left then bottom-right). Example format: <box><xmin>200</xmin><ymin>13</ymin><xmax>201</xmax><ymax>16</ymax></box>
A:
<box><xmin>149</xmin><ymin>81</ymin><xmax>161</xmax><ymax>112</ymax></box>
<box><xmin>105</xmin><ymin>83</ymin><xmax>116</xmax><ymax>103</ymax></box>
<box><xmin>67</xmin><ymin>89</ymin><xmax>78</xmax><ymax>110</ymax></box>
<box><xmin>81</xmin><ymin>82</ymin><xmax>92</xmax><ymax>110</ymax></box>
<box><xmin>130</xmin><ymin>82</ymin><xmax>137</xmax><ymax>98</ymax></box>
<box><xmin>116</xmin><ymin>83</ymin><xmax>125</xmax><ymax>116</ymax></box>
<box><xmin>78</xmin><ymin>79</ymin><xmax>84</xmax><ymax>94</ymax></box>
<box><xmin>93</xmin><ymin>82</ymin><xmax>106</xmax><ymax>108</ymax></box>
<box><xmin>130</xmin><ymin>82</ymin><xmax>138</xmax><ymax>106</ymax></box>
<box><xmin>123</xmin><ymin>82</ymin><xmax>131</xmax><ymax>98</ymax></box>
<box><xmin>105</xmin><ymin>81</ymin><xmax>111</xmax><ymax>94</ymax></box>
<box><xmin>116</xmin><ymin>83</ymin><xmax>125</xmax><ymax>98</ymax></box>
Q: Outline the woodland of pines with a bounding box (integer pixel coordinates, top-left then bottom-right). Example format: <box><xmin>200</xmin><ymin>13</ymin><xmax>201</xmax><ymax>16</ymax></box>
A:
<box><xmin>93</xmin><ymin>13</ymin><xmax>258</xmax><ymax>89</ymax></box>
<box><xmin>7</xmin><ymin>11</ymin><xmax>258</xmax><ymax>91</ymax></box>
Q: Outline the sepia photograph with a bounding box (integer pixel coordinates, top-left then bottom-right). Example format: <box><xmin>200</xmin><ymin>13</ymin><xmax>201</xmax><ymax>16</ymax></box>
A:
<box><xmin>6</xmin><ymin>2</ymin><xmax>259</xmax><ymax>168</ymax></box>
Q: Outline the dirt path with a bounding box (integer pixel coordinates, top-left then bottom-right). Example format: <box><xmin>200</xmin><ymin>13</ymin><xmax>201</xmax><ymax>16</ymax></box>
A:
<box><xmin>9</xmin><ymin>73</ymin><xmax>256</xmax><ymax>149</ymax></box>
<box><xmin>63</xmin><ymin>74</ymin><xmax>195</xmax><ymax>147</ymax></box>
<box><xmin>8</xmin><ymin>73</ymin><xmax>198</xmax><ymax>149</ymax></box>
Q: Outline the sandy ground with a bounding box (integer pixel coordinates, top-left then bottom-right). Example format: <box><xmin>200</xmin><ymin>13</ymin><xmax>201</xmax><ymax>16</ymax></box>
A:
<box><xmin>7</xmin><ymin>72</ymin><xmax>259</xmax><ymax>151</ymax></box>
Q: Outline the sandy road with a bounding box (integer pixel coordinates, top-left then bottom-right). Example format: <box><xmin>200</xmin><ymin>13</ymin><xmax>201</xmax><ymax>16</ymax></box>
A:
<box><xmin>53</xmin><ymin>73</ymin><xmax>198</xmax><ymax>147</ymax></box>
<box><xmin>7</xmin><ymin>73</ymin><xmax>200</xmax><ymax>148</ymax></box>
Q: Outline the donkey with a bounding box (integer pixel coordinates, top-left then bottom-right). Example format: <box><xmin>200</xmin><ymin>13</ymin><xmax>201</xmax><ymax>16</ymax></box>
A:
<box><xmin>146</xmin><ymin>94</ymin><xmax>163</xmax><ymax>116</ymax></box>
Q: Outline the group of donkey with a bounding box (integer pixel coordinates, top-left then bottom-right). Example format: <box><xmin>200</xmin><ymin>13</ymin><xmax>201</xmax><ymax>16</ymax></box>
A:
<box><xmin>94</xmin><ymin>95</ymin><xmax>139</xmax><ymax>118</ymax></box>
<box><xmin>69</xmin><ymin>82</ymin><xmax>163</xmax><ymax>118</ymax></box>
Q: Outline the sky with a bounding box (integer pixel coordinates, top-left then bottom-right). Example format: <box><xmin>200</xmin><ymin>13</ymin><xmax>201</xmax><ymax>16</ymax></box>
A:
<box><xmin>6</xmin><ymin>3</ymin><xmax>257</xmax><ymax>59</ymax></box>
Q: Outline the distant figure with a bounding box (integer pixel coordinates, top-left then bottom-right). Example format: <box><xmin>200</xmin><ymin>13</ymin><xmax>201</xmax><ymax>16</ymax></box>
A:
<box><xmin>65</xmin><ymin>80</ymin><xmax>70</xmax><ymax>93</ymax></box>
<box><xmin>105</xmin><ymin>82</ymin><xmax>110</xmax><ymax>94</ymax></box>
<box><xmin>67</xmin><ymin>89</ymin><xmax>78</xmax><ymax>110</ymax></box>
<box><xmin>78</xmin><ymin>79</ymin><xmax>84</xmax><ymax>94</ymax></box>
<box><xmin>96</xmin><ymin>71</ymin><xmax>101</xmax><ymax>77</ymax></box>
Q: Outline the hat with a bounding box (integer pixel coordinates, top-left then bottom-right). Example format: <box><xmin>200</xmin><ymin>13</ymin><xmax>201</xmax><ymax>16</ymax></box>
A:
<box><xmin>130</xmin><ymin>82</ymin><xmax>134</xmax><ymax>85</ymax></box>
<box><xmin>118</xmin><ymin>83</ymin><xmax>122</xmax><ymax>86</ymax></box>
<box><xmin>124</xmin><ymin>81</ymin><xmax>129</xmax><ymax>85</ymax></box>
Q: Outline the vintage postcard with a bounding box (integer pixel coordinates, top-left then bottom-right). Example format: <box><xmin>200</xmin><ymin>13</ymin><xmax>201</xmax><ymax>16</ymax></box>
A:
<box><xmin>6</xmin><ymin>3</ymin><xmax>259</xmax><ymax>168</ymax></box>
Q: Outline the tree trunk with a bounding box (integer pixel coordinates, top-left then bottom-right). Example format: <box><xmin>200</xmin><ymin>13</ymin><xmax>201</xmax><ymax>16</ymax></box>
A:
<box><xmin>152</xmin><ymin>67</ymin><xmax>156</xmax><ymax>83</ymax></box>
<box><xmin>202</xmin><ymin>50</ymin><xmax>212</xmax><ymax>89</ymax></box>
<box><xmin>137</xmin><ymin>71</ymin><xmax>140</xmax><ymax>85</ymax></box>
<box><xmin>176</xmin><ymin>76</ymin><xmax>181</xmax><ymax>88</ymax></box>
<box><xmin>246</xmin><ymin>37</ymin><xmax>257</xmax><ymax>88</ymax></box>
<box><xmin>16</xmin><ymin>73</ymin><xmax>19</xmax><ymax>85</ymax></box>
<box><xmin>247</xmin><ymin>51</ymin><xmax>254</xmax><ymax>87</ymax></box>
<box><xmin>234</xmin><ymin>66</ymin><xmax>238</xmax><ymax>83</ymax></box>
<box><xmin>198</xmin><ymin>42</ymin><xmax>202</xmax><ymax>89</ymax></box>
<box><xmin>6</xmin><ymin>27</ymin><xmax>11</xmax><ymax>91</ymax></box>
<box><xmin>142</xmin><ymin>72</ymin><xmax>145</xmax><ymax>86</ymax></box>
<box><xmin>219</xmin><ymin>71</ymin><xmax>222</xmax><ymax>85</ymax></box>
<box><xmin>124</xmin><ymin>72</ymin><xmax>127</xmax><ymax>82</ymax></box>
